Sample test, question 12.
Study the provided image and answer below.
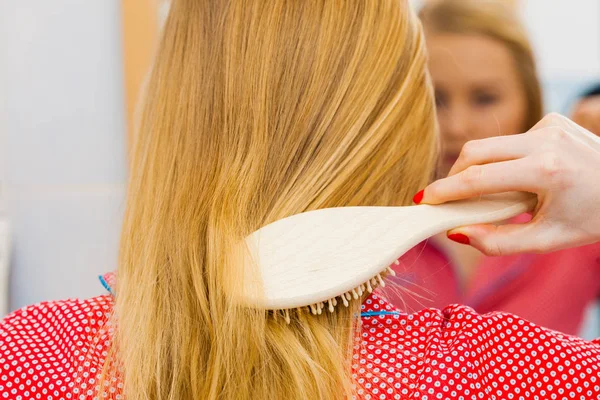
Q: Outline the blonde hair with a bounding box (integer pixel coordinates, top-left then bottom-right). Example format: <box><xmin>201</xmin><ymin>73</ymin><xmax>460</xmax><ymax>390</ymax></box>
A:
<box><xmin>420</xmin><ymin>0</ymin><xmax>543</xmax><ymax>130</ymax></box>
<box><xmin>107</xmin><ymin>1</ymin><xmax>436</xmax><ymax>399</ymax></box>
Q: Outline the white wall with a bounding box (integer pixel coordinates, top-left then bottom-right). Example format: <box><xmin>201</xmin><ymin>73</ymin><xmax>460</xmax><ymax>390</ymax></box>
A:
<box><xmin>521</xmin><ymin>0</ymin><xmax>600</xmax><ymax>112</ymax></box>
<box><xmin>522</xmin><ymin>0</ymin><xmax>600</xmax><ymax>80</ymax></box>
<box><xmin>0</xmin><ymin>0</ymin><xmax>127</xmax><ymax>311</ymax></box>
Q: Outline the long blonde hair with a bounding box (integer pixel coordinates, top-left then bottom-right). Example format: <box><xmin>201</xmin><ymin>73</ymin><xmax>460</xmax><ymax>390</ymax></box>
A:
<box><xmin>419</xmin><ymin>0</ymin><xmax>543</xmax><ymax>130</ymax></box>
<box><xmin>109</xmin><ymin>1</ymin><xmax>436</xmax><ymax>399</ymax></box>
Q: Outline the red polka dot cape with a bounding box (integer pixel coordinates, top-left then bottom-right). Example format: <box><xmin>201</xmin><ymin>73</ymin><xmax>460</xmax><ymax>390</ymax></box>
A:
<box><xmin>1</xmin><ymin>273</ymin><xmax>600</xmax><ymax>399</ymax></box>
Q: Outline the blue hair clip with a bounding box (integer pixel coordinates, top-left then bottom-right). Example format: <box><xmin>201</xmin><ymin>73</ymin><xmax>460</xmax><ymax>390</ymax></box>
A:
<box><xmin>360</xmin><ymin>311</ymin><xmax>401</xmax><ymax>317</ymax></box>
<box><xmin>99</xmin><ymin>274</ymin><xmax>114</xmax><ymax>295</ymax></box>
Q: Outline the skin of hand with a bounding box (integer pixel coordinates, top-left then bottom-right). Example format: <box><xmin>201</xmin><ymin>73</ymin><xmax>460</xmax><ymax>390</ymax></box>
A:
<box><xmin>571</xmin><ymin>95</ymin><xmax>600</xmax><ymax>137</ymax></box>
<box><xmin>420</xmin><ymin>113</ymin><xmax>600</xmax><ymax>256</ymax></box>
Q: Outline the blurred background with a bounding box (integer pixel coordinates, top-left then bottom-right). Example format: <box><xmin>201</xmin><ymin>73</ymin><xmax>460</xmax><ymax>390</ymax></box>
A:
<box><xmin>0</xmin><ymin>0</ymin><xmax>598</xmax><ymax>336</ymax></box>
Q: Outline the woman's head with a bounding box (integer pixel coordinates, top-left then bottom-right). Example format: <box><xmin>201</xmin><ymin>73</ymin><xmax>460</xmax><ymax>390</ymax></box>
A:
<box><xmin>420</xmin><ymin>0</ymin><xmax>543</xmax><ymax>177</ymax></box>
<box><xmin>111</xmin><ymin>1</ymin><xmax>436</xmax><ymax>399</ymax></box>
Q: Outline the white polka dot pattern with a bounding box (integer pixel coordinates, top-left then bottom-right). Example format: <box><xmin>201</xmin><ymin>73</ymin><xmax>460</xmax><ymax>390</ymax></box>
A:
<box><xmin>353</xmin><ymin>294</ymin><xmax>600</xmax><ymax>399</ymax></box>
<box><xmin>1</xmin><ymin>279</ymin><xmax>600</xmax><ymax>399</ymax></box>
<box><xmin>0</xmin><ymin>296</ymin><xmax>120</xmax><ymax>399</ymax></box>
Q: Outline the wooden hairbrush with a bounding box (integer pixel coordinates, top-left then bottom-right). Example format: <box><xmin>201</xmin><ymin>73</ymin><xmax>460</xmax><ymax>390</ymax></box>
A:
<box><xmin>238</xmin><ymin>192</ymin><xmax>537</xmax><ymax>321</ymax></box>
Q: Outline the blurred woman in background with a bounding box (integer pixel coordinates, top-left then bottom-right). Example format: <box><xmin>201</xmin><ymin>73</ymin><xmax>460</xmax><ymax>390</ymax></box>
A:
<box><xmin>384</xmin><ymin>0</ymin><xmax>600</xmax><ymax>336</ymax></box>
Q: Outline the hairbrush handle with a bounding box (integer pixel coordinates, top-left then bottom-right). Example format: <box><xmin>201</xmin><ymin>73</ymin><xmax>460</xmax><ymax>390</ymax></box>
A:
<box><xmin>409</xmin><ymin>191</ymin><xmax>537</xmax><ymax>238</ymax></box>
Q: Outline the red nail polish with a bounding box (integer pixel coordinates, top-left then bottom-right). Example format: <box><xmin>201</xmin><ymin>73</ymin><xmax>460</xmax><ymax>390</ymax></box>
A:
<box><xmin>447</xmin><ymin>233</ymin><xmax>470</xmax><ymax>245</ymax></box>
<box><xmin>413</xmin><ymin>189</ymin><xmax>424</xmax><ymax>204</ymax></box>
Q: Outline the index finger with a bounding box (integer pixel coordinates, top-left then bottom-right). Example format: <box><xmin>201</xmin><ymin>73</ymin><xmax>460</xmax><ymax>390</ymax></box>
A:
<box><xmin>423</xmin><ymin>157</ymin><xmax>542</xmax><ymax>204</ymax></box>
<box><xmin>447</xmin><ymin>133</ymin><xmax>533</xmax><ymax>177</ymax></box>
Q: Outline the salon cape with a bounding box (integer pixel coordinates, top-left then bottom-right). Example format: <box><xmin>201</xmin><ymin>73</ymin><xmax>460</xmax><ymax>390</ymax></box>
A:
<box><xmin>1</xmin><ymin>272</ymin><xmax>599</xmax><ymax>399</ymax></box>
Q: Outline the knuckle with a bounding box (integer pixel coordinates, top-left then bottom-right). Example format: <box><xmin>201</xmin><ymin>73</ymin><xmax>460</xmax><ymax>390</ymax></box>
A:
<box><xmin>536</xmin><ymin>151</ymin><xmax>564</xmax><ymax>178</ymax></box>
<box><xmin>484</xmin><ymin>241</ymin><xmax>504</xmax><ymax>257</ymax></box>
<box><xmin>460</xmin><ymin>165</ymin><xmax>483</xmax><ymax>186</ymax></box>
<box><xmin>543</xmin><ymin>112</ymin><xmax>565</xmax><ymax>125</ymax></box>
<box><xmin>546</xmin><ymin>126</ymin><xmax>568</xmax><ymax>143</ymax></box>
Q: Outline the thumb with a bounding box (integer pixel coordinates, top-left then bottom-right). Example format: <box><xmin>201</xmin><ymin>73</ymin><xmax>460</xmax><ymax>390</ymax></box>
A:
<box><xmin>447</xmin><ymin>222</ymin><xmax>551</xmax><ymax>256</ymax></box>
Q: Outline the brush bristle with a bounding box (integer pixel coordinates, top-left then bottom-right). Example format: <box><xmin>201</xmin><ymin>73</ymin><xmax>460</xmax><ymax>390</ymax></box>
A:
<box><xmin>271</xmin><ymin>263</ymin><xmax>398</xmax><ymax>324</ymax></box>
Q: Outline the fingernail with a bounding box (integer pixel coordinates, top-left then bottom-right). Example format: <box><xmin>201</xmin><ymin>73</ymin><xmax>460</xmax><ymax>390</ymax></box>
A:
<box><xmin>447</xmin><ymin>233</ymin><xmax>470</xmax><ymax>245</ymax></box>
<box><xmin>413</xmin><ymin>189</ymin><xmax>425</xmax><ymax>204</ymax></box>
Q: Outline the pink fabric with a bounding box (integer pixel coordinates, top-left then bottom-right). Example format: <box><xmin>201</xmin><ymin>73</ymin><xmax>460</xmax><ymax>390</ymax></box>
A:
<box><xmin>382</xmin><ymin>239</ymin><xmax>600</xmax><ymax>336</ymax></box>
